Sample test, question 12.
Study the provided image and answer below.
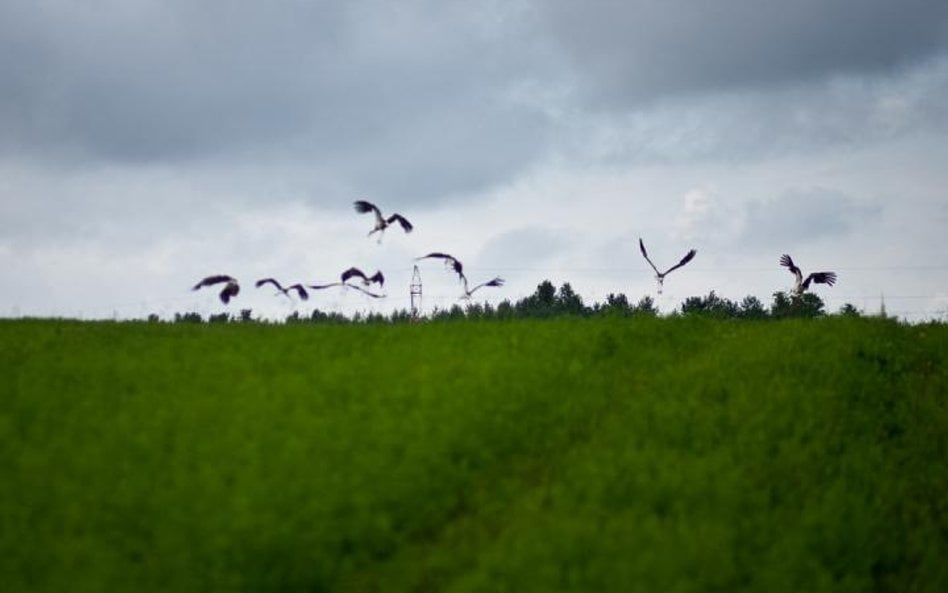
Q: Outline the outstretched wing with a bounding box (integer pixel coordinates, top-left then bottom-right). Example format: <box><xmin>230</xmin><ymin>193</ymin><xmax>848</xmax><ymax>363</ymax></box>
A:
<box><xmin>341</xmin><ymin>267</ymin><xmax>368</xmax><ymax>283</ymax></box>
<box><xmin>417</xmin><ymin>252</ymin><xmax>455</xmax><ymax>261</ymax></box>
<box><xmin>469</xmin><ymin>277</ymin><xmax>505</xmax><ymax>294</ymax></box>
<box><xmin>802</xmin><ymin>271</ymin><xmax>837</xmax><ymax>290</ymax></box>
<box><xmin>386</xmin><ymin>213</ymin><xmax>413</xmax><ymax>233</ymax></box>
<box><xmin>255</xmin><ymin>278</ymin><xmax>283</xmax><ymax>291</ymax></box>
<box><xmin>286</xmin><ymin>284</ymin><xmax>310</xmax><ymax>300</ymax></box>
<box><xmin>417</xmin><ymin>252</ymin><xmax>464</xmax><ymax>278</ymax></box>
<box><xmin>193</xmin><ymin>275</ymin><xmax>235</xmax><ymax>290</ymax></box>
<box><xmin>308</xmin><ymin>282</ymin><xmax>343</xmax><ymax>290</ymax></box>
<box><xmin>367</xmin><ymin>271</ymin><xmax>385</xmax><ymax>287</ymax></box>
<box><xmin>353</xmin><ymin>200</ymin><xmax>380</xmax><ymax>216</ymax></box>
<box><xmin>663</xmin><ymin>249</ymin><xmax>697</xmax><ymax>276</ymax></box>
<box><xmin>779</xmin><ymin>254</ymin><xmax>801</xmax><ymax>275</ymax></box>
<box><xmin>638</xmin><ymin>239</ymin><xmax>661</xmax><ymax>276</ymax></box>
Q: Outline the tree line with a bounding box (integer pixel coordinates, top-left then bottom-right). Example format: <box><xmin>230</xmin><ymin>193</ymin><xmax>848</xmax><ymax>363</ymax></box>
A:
<box><xmin>162</xmin><ymin>280</ymin><xmax>871</xmax><ymax>324</ymax></box>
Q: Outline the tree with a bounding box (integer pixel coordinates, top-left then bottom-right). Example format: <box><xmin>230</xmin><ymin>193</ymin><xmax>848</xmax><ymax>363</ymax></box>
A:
<box><xmin>680</xmin><ymin>291</ymin><xmax>739</xmax><ymax>318</ymax></box>
<box><xmin>771</xmin><ymin>291</ymin><xmax>826</xmax><ymax>318</ymax></box>
<box><xmin>633</xmin><ymin>295</ymin><xmax>658</xmax><ymax>317</ymax></box>
<box><xmin>838</xmin><ymin>303</ymin><xmax>862</xmax><ymax>317</ymax></box>
<box><xmin>556</xmin><ymin>282</ymin><xmax>587</xmax><ymax>316</ymax></box>
<box><xmin>739</xmin><ymin>295</ymin><xmax>768</xmax><ymax>320</ymax></box>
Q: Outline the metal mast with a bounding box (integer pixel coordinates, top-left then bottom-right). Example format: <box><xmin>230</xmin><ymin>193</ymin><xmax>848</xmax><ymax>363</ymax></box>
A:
<box><xmin>410</xmin><ymin>265</ymin><xmax>422</xmax><ymax>320</ymax></box>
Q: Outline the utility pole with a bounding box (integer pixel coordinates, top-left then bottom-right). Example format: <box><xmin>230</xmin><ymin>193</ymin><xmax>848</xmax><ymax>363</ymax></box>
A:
<box><xmin>410</xmin><ymin>265</ymin><xmax>422</xmax><ymax>321</ymax></box>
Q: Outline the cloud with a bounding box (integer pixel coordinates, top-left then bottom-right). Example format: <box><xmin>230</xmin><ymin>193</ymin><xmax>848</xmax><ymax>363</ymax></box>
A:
<box><xmin>476</xmin><ymin>226</ymin><xmax>576</xmax><ymax>270</ymax></box>
<box><xmin>738</xmin><ymin>187</ymin><xmax>882</xmax><ymax>248</ymax></box>
<box><xmin>533</xmin><ymin>0</ymin><xmax>948</xmax><ymax>109</ymax></box>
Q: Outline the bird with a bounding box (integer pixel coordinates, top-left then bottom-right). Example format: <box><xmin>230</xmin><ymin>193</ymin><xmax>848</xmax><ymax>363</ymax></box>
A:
<box><xmin>255</xmin><ymin>278</ymin><xmax>309</xmax><ymax>301</ymax></box>
<box><xmin>461</xmin><ymin>275</ymin><xmax>504</xmax><ymax>299</ymax></box>
<box><xmin>308</xmin><ymin>267</ymin><xmax>386</xmax><ymax>298</ymax></box>
<box><xmin>340</xmin><ymin>266</ymin><xmax>385</xmax><ymax>288</ymax></box>
<box><xmin>192</xmin><ymin>275</ymin><xmax>240</xmax><ymax>304</ymax></box>
<box><xmin>780</xmin><ymin>254</ymin><xmax>837</xmax><ymax>296</ymax></box>
<box><xmin>639</xmin><ymin>238</ymin><xmax>697</xmax><ymax>294</ymax></box>
<box><xmin>416</xmin><ymin>252</ymin><xmax>464</xmax><ymax>279</ymax></box>
<box><xmin>353</xmin><ymin>200</ymin><xmax>413</xmax><ymax>242</ymax></box>
<box><xmin>416</xmin><ymin>252</ymin><xmax>500</xmax><ymax>299</ymax></box>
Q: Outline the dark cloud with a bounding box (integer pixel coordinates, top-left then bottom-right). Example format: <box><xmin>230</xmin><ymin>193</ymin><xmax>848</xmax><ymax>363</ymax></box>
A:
<box><xmin>535</xmin><ymin>0</ymin><xmax>948</xmax><ymax>109</ymax></box>
<box><xmin>739</xmin><ymin>187</ymin><xmax>882</xmax><ymax>247</ymax></box>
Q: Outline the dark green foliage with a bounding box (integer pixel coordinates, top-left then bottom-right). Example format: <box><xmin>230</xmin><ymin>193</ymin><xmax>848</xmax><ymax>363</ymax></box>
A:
<box><xmin>1</xmin><ymin>318</ymin><xmax>945</xmax><ymax>592</ymax></box>
<box><xmin>771</xmin><ymin>290</ymin><xmax>826</xmax><ymax>318</ymax></box>
<box><xmin>681</xmin><ymin>290</ymin><xmax>740</xmax><ymax>318</ymax></box>
<box><xmin>839</xmin><ymin>303</ymin><xmax>862</xmax><ymax>317</ymax></box>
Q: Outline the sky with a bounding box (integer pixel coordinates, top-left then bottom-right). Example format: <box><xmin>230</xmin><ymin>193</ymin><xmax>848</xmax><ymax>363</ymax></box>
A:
<box><xmin>2</xmin><ymin>0</ymin><xmax>947</xmax><ymax>321</ymax></box>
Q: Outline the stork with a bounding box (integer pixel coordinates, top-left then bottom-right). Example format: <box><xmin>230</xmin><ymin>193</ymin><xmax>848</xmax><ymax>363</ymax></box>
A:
<box><xmin>255</xmin><ymin>278</ymin><xmax>309</xmax><ymax>301</ymax></box>
<box><xmin>416</xmin><ymin>252</ymin><xmax>501</xmax><ymax>299</ymax></box>
<box><xmin>639</xmin><ymin>238</ymin><xmax>697</xmax><ymax>294</ymax></box>
<box><xmin>309</xmin><ymin>267</ymin><xmax>386</xmax><ymax>298</ymax></box>
<box><xmin>192</xmin><ymin>275</ymin><xmax>240</xmax><ymax>304</ymax></box>
<box><xmin>341</xmin><ymin>266</ymin><xmax>385</xmax><ymax>288</ymax></box>
<box><xmin>780</xmin><ymin>254</ymin><xmax>837</xmax><ymax>297</ymax></box>
<box><xmin>353</xmin><ymin>200</ymin><xmax>413</xmax><ymax>242</ymax></box>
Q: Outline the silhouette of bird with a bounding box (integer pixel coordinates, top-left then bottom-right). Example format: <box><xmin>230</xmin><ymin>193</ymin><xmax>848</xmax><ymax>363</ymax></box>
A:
<box><xmin>461</xmin><ymin>275</ymin><xmax>504</xmax><ymax>299</ymax></box>
<box><xmin>192</xmin><ymin>275</ymin><xmax>240</xmax><ymax>304</ymax></box>
<box><xmin>780</xmin><ymin>254</ymin><xmax>837</xmax><ymax>296</ymax></box>
<box><xmin>309</xmin><ymin>267</ymin><xmax>386</xmax><ymax>298</ymax></box>
<box><xmin>255</xmin><ymin>278</ymin><xmax>309</xmax><ymax>301</ymax></box>
<box><xmin>353</xmin><ymin>200</ymin><xmax>413</xmax><ymax>242</ymax></box>
<box><xmin>417</xmin><ymin>252</ymin><xmax>502</xmax><ymax>299</ymax></box>
<box><xmin>416</xmin><ymin>252</ymin><xmax>464</xmax><ymax>279</ymax></box>
<box><xmin>639</xmin><ymin>238</ymin><xmax>697</xmax><ymax>294</ymax></box>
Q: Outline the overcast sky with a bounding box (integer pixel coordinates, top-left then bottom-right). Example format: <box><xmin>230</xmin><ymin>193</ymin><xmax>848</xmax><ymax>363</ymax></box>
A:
<box><xmin>2</xmin><ymin>0</ymin><xmax>947</xmax><ymax>321</ymax></box>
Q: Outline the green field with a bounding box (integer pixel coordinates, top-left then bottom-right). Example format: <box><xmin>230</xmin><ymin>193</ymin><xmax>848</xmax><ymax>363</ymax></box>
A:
<box><xmin>1</xmin><ymin>317</ymin><xmax>946</xmax><ymax>592</ymax></box>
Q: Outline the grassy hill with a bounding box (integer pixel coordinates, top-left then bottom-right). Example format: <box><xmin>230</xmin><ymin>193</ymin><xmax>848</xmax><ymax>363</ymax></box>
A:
<box><xmin>1</xmin><ymin>317</ymin><xmax>945</xmax><ymax>592</ymax></box>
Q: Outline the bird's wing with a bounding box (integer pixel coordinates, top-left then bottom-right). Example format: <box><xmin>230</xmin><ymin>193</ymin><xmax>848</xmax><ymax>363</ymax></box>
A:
<box><xmin>387</xmin><ymin>213</ymin><xmax>413</xmax><ymax>232</ymax></box>
<box><xmin>368</xmin><ymin>271</ymin><xmax>385</xmax><ymax>286</ymax></box>
<box><xmin>468</xmin><ymin>277</ymin><xmax>504</xmax><ymax>295</ymax></box>
<box><xmin>663</xmin><ymin>249</ymin><xmax>697</xmax><ymax>275</ymax></box>
<box><xmin>804</xmin><ymin>271</ymin><xmax>837</xmax><ymax>289</ymax></box>
<box><xmin>308</xmin><ymin>282</ymin><xmax>343</xmax><ymax>290</ymax></box>
<box><xmin>287</xmin><ymin>284</ymin><xmax>309</xmax><ymax>300</ymax></box>
<box><xmin>353</xmin><ymin>200</ymin><xmax>380</xmax><ymax>215</ymax></box>
<box><xmin>220</xmin><ymin>282</ymin><xmax>240</xmax><ymax>304</ymax></box>
<box><xmin>193</xmin><ymin>275</ymin><xmax>235</xmax><ymax>290</ymax></box>
<box><xmin>638</xmin><ymin>239</ymin><xmax>661</xmax><ymax>275</ymax></box>
<box><xmin>255</xmin><ymin>278</ymin><xmax>283</xmax><ymax>290</ymax></box>
<box><xmin>417</xmin><ymin>252</ymin><xmax>454</xmax><ymax>261</ymax></box>
<box><xmin>341</xmin><ymin>267</ymin><xmax>367</xmax><ymax>283</ymax></box>
<box><xmin>779</xmin><ymin>254</ymin><xmax>802</xmax><ymax>275</ymax></box>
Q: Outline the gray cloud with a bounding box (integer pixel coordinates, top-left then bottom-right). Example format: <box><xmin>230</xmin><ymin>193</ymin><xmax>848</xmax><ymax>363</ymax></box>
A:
<box><xmin>534</xmin><ymin>0</ymin><xmax>948</xmax><ymax>109</ymax></box>
<box><xmin>739</xmin><ymin>187</ymin><xmax>882</xmax><ymax>248</ymax></box>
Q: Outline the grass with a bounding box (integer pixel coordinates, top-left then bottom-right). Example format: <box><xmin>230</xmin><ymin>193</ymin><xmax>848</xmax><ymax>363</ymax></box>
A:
<box><xmin>1</xmin><ymin>317</ymin><xmax>946</xmax><ymax>592</ymax></box>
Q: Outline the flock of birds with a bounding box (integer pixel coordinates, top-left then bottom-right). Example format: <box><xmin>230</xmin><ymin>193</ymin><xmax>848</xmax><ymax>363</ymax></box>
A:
<box><xmin>191</xmin><ymin>199</ymin><xmax>507</xmax><ymax>306</ymax></box>
<box><xmin>192</xmin><ymin>199</ymin><xmax>838</xmax><ymax>307</ymax></box>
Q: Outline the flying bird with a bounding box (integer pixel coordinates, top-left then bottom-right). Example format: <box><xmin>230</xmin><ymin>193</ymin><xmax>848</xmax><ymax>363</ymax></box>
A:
<box><xmin>353</xmin><ymin>200</ymin><xmax>413</xmax><ymax>242</ymax></box>
<box><xmin>255</xmin><ymin>278</ymin><xmax>309</xmax><ymax>301</ymax></box>
<box><xmin>416</xmin><ymin>252</ymin><xmax>464</xmax><ymax>279</ymax></box>
<box><xmin>192</xmin><ymin>275</ymin><xmax>240</xmax><ymax>304</ymax></box>
<box><xmin>309</xmin><ymin>267</ymin><xmax>386</xmax><ymax>298</ymax></box>
<box><xmin>639</xmin><ymin>238</ymin><xmax>697</xmax><ymax>294</ymax></box>
<box><xmin>341</xmin><ymin>266</ymin><xmax>385</xmax><ymax>288</ymax></box>
<box><xmin>780</xmin><ymin>254</ymin><xmax>837</xmax><ymax>296</ymax></box>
